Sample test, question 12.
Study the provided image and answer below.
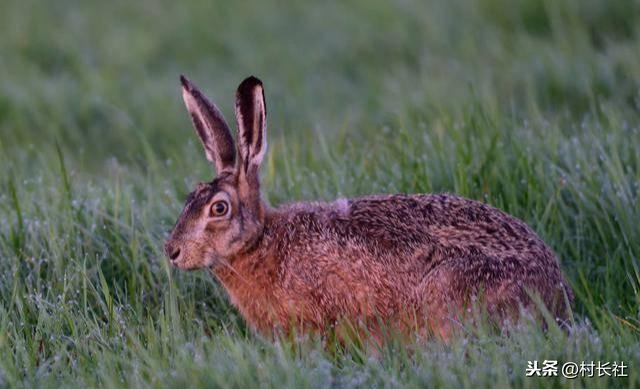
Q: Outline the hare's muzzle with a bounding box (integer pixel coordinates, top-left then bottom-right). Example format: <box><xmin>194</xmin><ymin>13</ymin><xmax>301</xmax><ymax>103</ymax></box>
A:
<box><xmin>164</xmin><ymin>240</ymin><xmax>182</xmax><ymax>264</ymax></box>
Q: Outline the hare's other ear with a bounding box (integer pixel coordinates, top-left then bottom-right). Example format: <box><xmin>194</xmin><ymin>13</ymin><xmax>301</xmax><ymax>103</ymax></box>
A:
<box><xmin>235</xmin><ymin>76</ymin><xmax>267</xmax><ymax>174</ymax></box>
<box><xmin>180</xmin><ymin>75</ymin><xmax>236</xmax><ymax>175</ymax></box>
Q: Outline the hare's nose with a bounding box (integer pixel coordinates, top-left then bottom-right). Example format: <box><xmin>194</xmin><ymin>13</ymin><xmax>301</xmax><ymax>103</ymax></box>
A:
<box><xmin>169</xmin><ymin>247</ymin><xmax>181</xmax><ymax>261</ymax></box>
<box><xmin>165</xmin><ymin>240</ymin><xmax>181</xmax><ymax>261</ymax></box>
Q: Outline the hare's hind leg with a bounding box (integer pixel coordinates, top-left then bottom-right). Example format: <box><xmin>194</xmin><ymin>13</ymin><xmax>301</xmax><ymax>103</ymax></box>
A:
<box><xmin>414</xmin><ymin>263</ymin><xmax>469</xmax><ymax>342</ymax></box>
<box><xmin>416</xmin><ymin>256</ymin><xmax>527</xmax><ymax>339</ymax></box>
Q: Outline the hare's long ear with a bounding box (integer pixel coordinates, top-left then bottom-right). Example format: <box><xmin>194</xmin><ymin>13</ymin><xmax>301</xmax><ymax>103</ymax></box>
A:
<box><xmin>235</xmin><ymin>76</ymin><xmax>267</xmax><ymax>176</ymax></box>
<box><xmin>180</xmin><ymin>75</ymin><xmax>236</xmax><ymax>175</ymax></box>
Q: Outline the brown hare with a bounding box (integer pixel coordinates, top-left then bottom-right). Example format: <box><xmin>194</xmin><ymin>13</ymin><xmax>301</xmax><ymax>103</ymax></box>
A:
<box><xmin>165</xmin><ymin>75</ymin><xmax>573</xmax><ymax>342</ymax></box>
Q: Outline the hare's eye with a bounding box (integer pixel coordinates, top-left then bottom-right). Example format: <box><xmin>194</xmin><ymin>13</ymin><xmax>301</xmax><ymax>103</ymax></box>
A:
<box><xmin>210</xmin><ymin>201</ymin><xmax>229</xmax><ymax>217</ymax></box>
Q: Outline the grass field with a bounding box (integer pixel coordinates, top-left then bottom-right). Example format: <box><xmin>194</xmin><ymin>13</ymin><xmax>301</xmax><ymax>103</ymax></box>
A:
<box><xmin>1</xmin><ymin>0</ymin><xmax>639</xmax><ymax>387</ymax></box>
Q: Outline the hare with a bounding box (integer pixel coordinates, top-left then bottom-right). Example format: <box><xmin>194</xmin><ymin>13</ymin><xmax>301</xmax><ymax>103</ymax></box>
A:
<box><xmin>165</xmin><ymin>75</ymin><xmax>573</xmax><ymax>341</ymax></box>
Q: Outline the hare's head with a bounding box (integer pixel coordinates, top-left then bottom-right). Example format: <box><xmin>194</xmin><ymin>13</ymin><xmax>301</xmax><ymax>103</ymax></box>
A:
<box><xmin>164</xmin><ymin>76</ymin><xmax>267</xmax><ymax>270</ymax></box>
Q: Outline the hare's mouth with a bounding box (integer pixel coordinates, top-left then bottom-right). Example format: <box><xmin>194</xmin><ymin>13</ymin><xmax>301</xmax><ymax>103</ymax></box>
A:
<box><xmin>169</xmin><ymin>256</ymin><xmax>198</xmax><ymax>271</ymax></box>
<box><xmin>169</xmin><ymin>257</ymin><xmax>186</xmax><ymax>269</ymax></box>
<box><xmin>169</xmin><ymin>252</ymin><xmax>219</xmax><ymax>271</ymax></box>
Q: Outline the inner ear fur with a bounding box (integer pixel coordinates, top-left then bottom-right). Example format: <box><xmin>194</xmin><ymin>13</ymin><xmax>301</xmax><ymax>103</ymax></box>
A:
<box><xmin>180</xmin><ymin>75</ymin><xmax>236</xmax><ymax>175</ymax></box>
<box><xmin>235</xmin><ymin>76</ymin><xmax>267</xmax><ymax>173</ymax></box>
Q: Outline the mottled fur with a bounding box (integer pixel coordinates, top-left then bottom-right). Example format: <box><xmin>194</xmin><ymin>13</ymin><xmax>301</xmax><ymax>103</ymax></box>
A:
<box><xmin>165</xmin><ymin>76</ymin><xmax>573</xmax><ymax>341</ymax></box>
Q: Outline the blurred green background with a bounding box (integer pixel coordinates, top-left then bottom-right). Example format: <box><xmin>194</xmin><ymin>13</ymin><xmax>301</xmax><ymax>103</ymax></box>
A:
<box><xmin>1</xmin><ymin>0</ymin><xmax>639</xmax><ymax>387</ymax></box>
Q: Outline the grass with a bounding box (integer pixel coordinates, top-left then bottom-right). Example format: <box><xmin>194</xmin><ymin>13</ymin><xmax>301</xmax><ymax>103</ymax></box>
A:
<box><xmin>0</xmin><ymin>0</ymin><xmax>639</xmax><ymax>387</ymax></box>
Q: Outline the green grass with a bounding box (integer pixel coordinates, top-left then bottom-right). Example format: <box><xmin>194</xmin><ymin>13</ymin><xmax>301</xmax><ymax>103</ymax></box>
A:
<box><xmin>1</xmin><ymin>0</ymin><xmax>639</xmax><ymax>387</ymax></box>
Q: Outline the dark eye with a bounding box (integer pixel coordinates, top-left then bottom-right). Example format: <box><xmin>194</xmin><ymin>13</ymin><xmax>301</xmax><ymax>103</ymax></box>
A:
<box><xmin>210</xmin><ymin>201</ymin><xmax>229</xmax><ymax>217</ymax></box>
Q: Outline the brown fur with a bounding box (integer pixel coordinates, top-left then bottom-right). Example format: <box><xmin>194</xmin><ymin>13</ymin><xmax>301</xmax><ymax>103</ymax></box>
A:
<box><xmin>165</xmin><ymin>76</ymin><xmax>573</xmax><ymax>342</ymax></box>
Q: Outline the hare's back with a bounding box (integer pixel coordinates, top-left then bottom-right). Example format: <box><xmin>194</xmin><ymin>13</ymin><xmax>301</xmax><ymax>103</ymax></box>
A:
<box><xmin>343</xmin><ymin>193</ymin><xmax>553</xmax><ymax>258</ymax></box>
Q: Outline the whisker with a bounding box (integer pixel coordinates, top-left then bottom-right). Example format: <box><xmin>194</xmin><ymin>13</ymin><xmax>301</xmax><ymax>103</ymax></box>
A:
<box><xmin>203</xmin><ymin>249</ymin><xmax>250</xmax><ymax>286</ymax></box>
